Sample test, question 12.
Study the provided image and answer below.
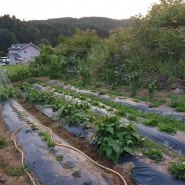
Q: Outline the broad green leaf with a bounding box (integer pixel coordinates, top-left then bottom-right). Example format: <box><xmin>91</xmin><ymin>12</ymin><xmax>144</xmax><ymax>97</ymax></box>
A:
<box><xmin>131</xmin><ymin>132</ymin><xmax>141</xmax><ymax>140</ymax></box>
<box><xmin>113</xmin><ymin>145</ymin><xmax>121</xmax><ymax>154</ymax></box>
<box><xmin>105</xmin><ymin>147</ymin><xmax>112</xmax><ymax>157</ymax></box>
<box><xmin>127</xmin><ymin>140</ymin><xmax>133</xmax><ymax>145</ymax></box>
<box><xmin>124</xmin><ymin>146</ymin><xmax>133</xmax><ymax>154</ymax></box>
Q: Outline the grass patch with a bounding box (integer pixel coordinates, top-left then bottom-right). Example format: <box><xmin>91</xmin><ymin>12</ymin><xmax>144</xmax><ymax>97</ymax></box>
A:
<box><xmin>5</xmin><ymin>165</ymin><xmax>25</xmax><ymax>176</ymax></box>
<box><xmin>0</xmin><ymin>137</ymin><xmax>7</xmax><ymax>148</ymax></box>
<box><xmin>143</xmin><ymin>148</ymin><xmax>162</xmax><ymax>162</ymax></box>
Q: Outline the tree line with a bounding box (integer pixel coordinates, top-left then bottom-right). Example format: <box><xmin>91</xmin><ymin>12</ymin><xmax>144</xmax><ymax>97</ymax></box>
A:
<box><xmin>0</xmin><ymin>15</ymin><xmax>131</xmax><ymax>55</ymax></box>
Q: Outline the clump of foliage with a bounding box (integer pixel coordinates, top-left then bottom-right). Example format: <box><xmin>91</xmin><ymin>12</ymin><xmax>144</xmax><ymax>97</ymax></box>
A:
<box><xmin>5</xmin><ymin>165</ymin><xmax>25</xmax><ymax>176</ymax></box>
<box><xmin>39</xmin><ymin>131</ymin><xmax>55</xmax><ymax>147</ymax></box>
<box><xmin>93</xmin><ymin>116</ymin><xmax>143</xmax><ymax>163</ymax></box>
<box><xmin>148</xmin><ymin>80</ymin><xmax>156</xmax><ymax>97</ymax></box>
<box><xmin>115</xmin><ymin>108</ymin><xmax>126</xmax><ymax>117</ymax></box>
<box><xmin>66</xmin><ymin>110</ymin><xmax>93</xmax><ymax>128</ymax></box>
<box><xmin>0</xmin><ymin>137</ymin><xmax>7</xmax><ymax>148</ymax></box>
<box><xmin>144</xmin><ymin>118</ymin><xmax>158</xmax><ymax>127</ymax></box>
<box><xmin>56</xmin><ymin>155</ymin><xmax>63</xmax><ymax>161</ymax></box>
<box><xmin>24</xmin><ymin>87</ymin><xmax>56</xmax><ymax>105</ymax></box>
<box><xmin>169</xmin><ymin>94</ymin><xmax>185</xmax><ymax>112</ymax></box>
<box><xmin>143</xmin><ymin>148</ymin><xmax>162</xmax><ymax>162</ymax></box>
<box><xmin>0</xmin><ymin>86</ymin><xmax>17</xmax><ymax>101</ymax></box>
<box><xmin>56</xmin><ymin>101</ymin><xmax>92</xmax><ymax>128</ymax></box>
<box><xmin>168</xmin><ymin>159</ymin><xmax>185</xmax><ymax>179</ymax></box>
<box><xmin>158</xmin><ymin>123</ymin><xmax>176</xmax><ymax>134</ymax></box>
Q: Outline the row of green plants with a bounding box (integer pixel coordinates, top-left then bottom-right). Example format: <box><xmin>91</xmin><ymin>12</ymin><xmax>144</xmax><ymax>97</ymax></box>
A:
<box><xmin>0</xmin><ymin>81</ymin><xmax>177</xmax><ymax>179</ymax></box>
<box><xmin>43</xmin><ymin>82</ymin><xmax>185</xmax><ymax>134</ymax></box>
<box><xmin>18</xmin><ymin>82</ymin><xmax>144</xmax><ymax>164</ymax></box>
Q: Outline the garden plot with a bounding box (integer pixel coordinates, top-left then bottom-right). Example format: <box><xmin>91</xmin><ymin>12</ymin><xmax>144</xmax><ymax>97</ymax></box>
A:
<box><xmin>1</xmin><ymin>99</ymin><xmax>116</xmax><ymax>185</ymax></box>
<box><xmin>32</xmin><ymin>83</ymin><xmax>185</xmax><ymax>155</ymax></box>
<box><xmin>17</xmin><ymin>82</ymin><xmax>185</xmax><ymax>184</ymax></box>
<box><xmin>49</xmin><ymin>80</ymin><xmax>185</xmax><ymax>122</ymax></box>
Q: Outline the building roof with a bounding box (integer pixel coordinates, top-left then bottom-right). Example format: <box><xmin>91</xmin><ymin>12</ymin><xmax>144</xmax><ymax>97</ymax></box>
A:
<box><xmin>8</xmin><ymin>53</ymin><xmax>22</xmax><ymax>59</ymax></box>
<box><xmin>8</xmin><ymin>42</ymin><xmax>38</xmax><ymax>50</ymax></box>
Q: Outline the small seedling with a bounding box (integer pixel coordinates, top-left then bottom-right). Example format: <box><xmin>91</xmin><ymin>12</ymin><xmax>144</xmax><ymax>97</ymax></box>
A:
<box><xmin>63</xmin><ymin>162</ymin><xmax>75</xmax><ymax>169</ymax></box>
<box><xmin>56</xmin><ymin>155</ymin><xmax>63</xmax><ymax>161</ymax></box>
<box><xmin>72</xmin><ymin>170</ymin><xmax>81</xmax><ymax>177</ymax></box>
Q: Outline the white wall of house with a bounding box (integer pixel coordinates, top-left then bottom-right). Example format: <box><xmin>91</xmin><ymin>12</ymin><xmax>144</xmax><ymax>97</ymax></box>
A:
<box><xmin>19</xmin><ymin>45</ymin><xmax>40</xmax><ymax>61</ymax></box>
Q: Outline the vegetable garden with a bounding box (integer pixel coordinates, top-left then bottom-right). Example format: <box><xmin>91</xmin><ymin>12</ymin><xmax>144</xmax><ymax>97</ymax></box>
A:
<box><xmin>1</xmin><ymin>76</ymin><xmax>185</xmax><ymax>185</ymax></box>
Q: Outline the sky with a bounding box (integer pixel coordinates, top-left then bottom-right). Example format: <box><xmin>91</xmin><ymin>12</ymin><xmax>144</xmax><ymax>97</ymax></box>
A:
<box><xmin>1</xmin><ymin>0</ymin><xmax>160</xmax><ymax>21</ymax></box>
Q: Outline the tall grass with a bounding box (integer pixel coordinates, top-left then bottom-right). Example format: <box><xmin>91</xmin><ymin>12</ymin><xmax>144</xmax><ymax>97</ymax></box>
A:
<box><xmin>2</xmin><ymin>64</ymin><xmax>30</xmax><ymax>82</ymax></box>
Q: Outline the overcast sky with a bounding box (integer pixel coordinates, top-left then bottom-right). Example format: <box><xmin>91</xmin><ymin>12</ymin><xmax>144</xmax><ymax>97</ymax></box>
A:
<box><xmin>1</xmin><ymin>0</ymin><xmax>160</xmax><ymax>21</ymax></box>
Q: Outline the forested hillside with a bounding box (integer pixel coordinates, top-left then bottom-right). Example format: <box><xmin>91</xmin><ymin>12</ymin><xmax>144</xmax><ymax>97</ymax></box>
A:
<box><xmin>0</xmin><ymin>15</ymin><xmax>131</xmax><ymax>54</ymax></box>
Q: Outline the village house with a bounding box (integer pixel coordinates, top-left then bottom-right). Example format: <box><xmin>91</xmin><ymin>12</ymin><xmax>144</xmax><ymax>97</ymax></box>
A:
<box><xmin>7</xmin><ymin>42</ymin><xmax>40</xmax><ymax>65</ymax></box>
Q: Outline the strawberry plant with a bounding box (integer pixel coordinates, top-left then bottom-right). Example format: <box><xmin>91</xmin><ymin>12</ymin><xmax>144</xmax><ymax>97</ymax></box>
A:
<box><xmin>93</xmin><ymin>116</ymin><xmax>143</xmax><ymax>163</ymax></box>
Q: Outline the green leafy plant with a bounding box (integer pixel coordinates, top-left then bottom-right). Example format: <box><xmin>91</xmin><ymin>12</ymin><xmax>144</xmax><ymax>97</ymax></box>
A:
<box><xmin>115</xmin><ymin>108</ymin><xmax>126</xmax><ymax>117</ymax></box>
<box><xmin>143</xmin><ymin>148</ymin><xmax>162</xmax><ymax>162</ymax></box>
<box><xmin>168</xmin><ymin>159</ymin><xmax>185</xmax><ymax>179</ymax></box>
<box><xmin>0</xmin><ymin>137</ymin><xmax>7</xmax><ymax>148</ymax></box>
<box><xmin>169</xmin><ymin>94</ymin><xmax>185</xmax><ymax>112</ymax></box>
<box><xmin>5</xmin><ymin>165</ymin><xmax>25</xmax><ymax>176</ymax></box>
<box><xmin>148</xmin><ymin>80</ymin><xmax>156</xmax><ymax>98</ymax></box>
<box><xmin>0</xmin><ymin>86</ymin><xmax>17</xmax><ymax>101</ymax></box>
<box><xmin>56</xmin><ymin>155</ymin><xmax>63</xmax><ymax>161</ymax></box>
<box><xmin>39</xmin><ymin>131</ymin><xmax>55</xmax><ymax>147</ymax></box>
<box><xmin>93</xmin><ymin>116</ymin><xmax>143</xmax><ymax>163</ymax></box>
<box><xmin>158</xmin><ymin>123</ymin><xmax>176</xmax><ymax>134</ymax></box>
<box><xmin>144</xmin><ymin>119</ymin><xmax>158</xmax><ymax>127</ymax></box>
<box><xmin>66</xmin><ymin>111</ymin><xmax>92</xmax><ymax>128</ymax></box>
<box><xmin>63</xmin><ymin>162</ymin><xmax>75</xmax><ymax>169</ymax></box>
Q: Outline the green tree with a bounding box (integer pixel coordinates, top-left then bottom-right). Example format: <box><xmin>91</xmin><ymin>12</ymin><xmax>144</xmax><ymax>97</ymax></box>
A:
<box><xmin>0</xmin><ymin>28</ymin><xmax>17</xmax><ymax>53</ymax></box>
